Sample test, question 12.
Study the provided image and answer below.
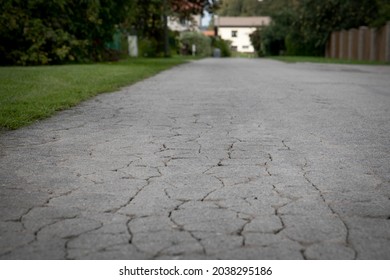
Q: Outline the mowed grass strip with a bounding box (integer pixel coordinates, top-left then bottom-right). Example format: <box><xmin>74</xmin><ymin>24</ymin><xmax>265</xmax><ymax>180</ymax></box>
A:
<box><xmin>270</xmin><ymin>56</ymin><xmax>390</xmax><ymax>65</ymax></box>
<box><xmin>0</xmin><ymin>58</ymin><xmax>188</xmax><ymax>130</ymax></box>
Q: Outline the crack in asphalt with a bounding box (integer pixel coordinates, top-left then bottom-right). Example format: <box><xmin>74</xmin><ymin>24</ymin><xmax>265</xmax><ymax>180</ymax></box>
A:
<box><xmin>1</xmin><ymin>58</ymin><xmax>389</xmax><ymax>260</ymax></box>
<box><xmin>302</xmin><ymin>158</ymin><xmax>358</xmax><ymax>260</ymax></box>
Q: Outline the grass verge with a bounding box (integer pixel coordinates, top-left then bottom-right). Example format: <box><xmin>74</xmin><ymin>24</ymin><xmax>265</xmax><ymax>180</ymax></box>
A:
<box><xmin>0</xmin><ymin>57</ymin><xmax>189</xmax><ymax>130</ymax></box>
<box><xmin>270</xmin><ymin>56</ymin><xmax>390</xmax><ymax>65</ymax></box>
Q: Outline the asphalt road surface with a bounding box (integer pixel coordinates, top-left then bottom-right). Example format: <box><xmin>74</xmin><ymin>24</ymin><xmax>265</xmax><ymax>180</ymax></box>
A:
<box><xmin>1</xmin><ymin>58</ymin><xmax>389</xmax><ymax>259</ymax></box>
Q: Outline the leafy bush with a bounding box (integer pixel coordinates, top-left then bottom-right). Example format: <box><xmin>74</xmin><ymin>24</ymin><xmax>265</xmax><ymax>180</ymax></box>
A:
<box><xmin>211</xmin><ymin>37</ymin><xmax>231</xmax><ymax>57</ymax></box>
<box><xmin>0</xmin><ymin>0</ymin><xmax>129</xmax><ymax>65</ymax></box>
<box><xmin>179</xmin><ymin>32</ymin><xmax>211</xmax><ymax>57</ymax></box>
<box><xmin>250</xmin><ymin>29</ymin><xmax>264</xmax><ymax>57</ymax></box>
<box><xmin>138</xmin><ymin>38</ymin><xmax>161</xmax><ymax>58</ymax></box>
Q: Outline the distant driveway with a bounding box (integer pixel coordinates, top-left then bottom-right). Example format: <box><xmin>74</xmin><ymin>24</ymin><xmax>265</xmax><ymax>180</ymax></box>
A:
<box><xmin>1</xmin><ymin>58</ymin><xmax>389</xmax><ymax>259</ymax></box>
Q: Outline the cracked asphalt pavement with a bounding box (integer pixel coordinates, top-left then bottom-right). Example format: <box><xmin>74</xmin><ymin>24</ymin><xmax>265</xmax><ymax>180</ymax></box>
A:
<box><xmin>1</xmin><ymin>58</ymin><xmax>390</xmax><ymax>260</ymax></box>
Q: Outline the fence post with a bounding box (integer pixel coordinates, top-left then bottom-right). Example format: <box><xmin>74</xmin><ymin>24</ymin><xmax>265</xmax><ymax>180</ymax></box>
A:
<box><xmin>385</xmin><ymin>21</ymin><xmax>390</xmax><ymax>63</ymax></box>
<box><xmin>339</xmin><ymin>30</ymin><xmax>345</xmax><ymax>59</ymax></box>
<box><xmin>369</xmin><ymin>28</ymin><xmax>377</xmax><ymax>61</ymax></box>
<box><xmin>128</xmin><ymin>36</ymin><xmax>138</xmax><ymax>57</ymax></box>
<box><xmin>330</xmin><ymin>32</ymin><xmax>336</xmax><ymax>58</ymax></box>
<box><xmin>348</xmin><ymin>29</ymin><xmax>353</xmax><ymax>60</ymax></box>
<box><xmin>325</xmin><ymin>40</ymin><xmax>330</xmax><ymax>58</ymax></box>
<box><xmin>358</xmin><ymin>27</ymin><xmax>367</xmax><ymax>61</ymax></box>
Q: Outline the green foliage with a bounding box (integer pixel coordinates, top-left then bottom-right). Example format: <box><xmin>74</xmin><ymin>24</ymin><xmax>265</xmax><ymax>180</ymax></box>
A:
<box><xmin>372</xmin><ymin>0</ymin><xmax>390</xmax><ymax>27</ymax></box>
<box><xmin>249</xmin><ymin>29</ymin><xmax>263</xmax><ymax>56</ymax></box>
<box><xmin>124</xmin><ymin>0</ymin><xmax>219</xmax><ymax>58</ymax></box>
<box><xmin>260</xmin><ymin>0</ymin><xmax>288</xmax><ymax>15</ymax></box>
<box><xmin>250</xmin><ymin>6</ymin><xmax>295</xmax><ymax>56</ymax></box>
<box><xmin>252</xmin><ymin>0</ymin><xmax>390</xmax><ymax>57</ymax></box>
<box><xmin>138</xmin><ymin>38</ymin><xmax>161</xmax><ymax>57</ymax></box>
<box><xmin>292</xmin><ymin>0</ymin><xmax>379</xmax><ymax>54</ymax></box>
<box><xmin>0</xmin><ymin>0</ymin><xmax>220</xmax><ymax>65</ymax></box>
<box><xmin>211</xmin><ymin>37</ymin><xmax>231</xmax><ymax>57</ymax></box>
<box><xmin>217</xmin><ymin>0</ymin><xmax>265</xmax><ymax>16</ymax></box>
<box><xmin>138</xmin><ymin>30</ymin><xmax>179</xmax><ymax>58</ymax></box>
<box><xmin>179</xmin><ymin>32</ymin><xmax>211</xmax><ymax>57</ymax></box>
<box><xmin>0</xmin><ymin>0</ymin><xmax>131</xmax><ymax>65</ymax></box>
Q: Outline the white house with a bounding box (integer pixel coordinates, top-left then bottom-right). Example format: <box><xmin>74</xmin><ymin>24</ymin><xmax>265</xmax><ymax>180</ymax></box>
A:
<box><xmin>215</xmin><ymin>16</ymin><xmax>271</xmax><ymax>53</ymax></box>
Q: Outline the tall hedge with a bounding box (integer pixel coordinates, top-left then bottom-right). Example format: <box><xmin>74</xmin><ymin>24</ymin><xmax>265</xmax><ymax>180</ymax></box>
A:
<box><xmin>0</xmin><ymin>0</ymin><xmax>130</xmax><ymax>65</ymax></box>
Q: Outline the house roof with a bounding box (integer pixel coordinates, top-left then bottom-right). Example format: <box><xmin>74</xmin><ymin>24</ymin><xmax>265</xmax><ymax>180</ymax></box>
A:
<box><xmin>216</xmin><ymin>17</ymin><xmax>271</xmax><ymax>27</ymax></box>
<box><xmin>202</xmin><ymin>30</ymin><xmax>215</xmax><ymax>37</ymax></box>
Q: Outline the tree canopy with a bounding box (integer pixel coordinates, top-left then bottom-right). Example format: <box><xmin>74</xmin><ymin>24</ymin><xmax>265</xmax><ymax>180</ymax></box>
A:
<box><xmin>126</xmin><ymin>0</ymin><xmax>218</xmax><ymax>57</ymax></box>
<box><xmin>250</xmin><ymin>0</ymin><xmax>390</xmax><ymax>56</ymax></box>
<box><xmin>0</xmin><ymin>0</ymin><xmax>132</xmax><ymax>65</ymax></box>
<box><xmin>0</xmin><ymin>0</ymin><xmax>219</xmax><ymax>65</ymax></box>
<box><xmin>217</xmin><ymin>0</ymin><xmax>263</xmax><ymax>16</ymax></box>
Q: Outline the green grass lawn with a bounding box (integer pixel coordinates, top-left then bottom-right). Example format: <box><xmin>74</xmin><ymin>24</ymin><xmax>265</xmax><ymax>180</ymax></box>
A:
<box><xmin>270</xmin><ymin>56</ymin><xmax>390</xmax><ymax>65</ymax></box>
<box><xmin>0</xmin><ymin>57</ymin><xmax>189</xmax><ymax>130</ymax></box>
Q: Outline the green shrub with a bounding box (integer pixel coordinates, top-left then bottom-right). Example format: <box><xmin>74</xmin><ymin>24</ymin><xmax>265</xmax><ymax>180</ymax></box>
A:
<box><xmin>138</xmin><ymin>38</ymin><xmax>161</xmax><ymax>58</ymax></box>
<box><xmin>251</xmin><ymin>27</ymin><xmax>286</xmax><ymax>56</ymax></box>
<box><xmin>0</xmin><ymin>0</ymin><xmax>130</xmax><ymax>65</ymax></box>
<box><xmin>179</xmin><ymin>32</ymin><xmax>211</xmax><ymax>57</ymax></box>
<box><xmin>211</xmin><ymin>37</ymin><xmax>231</xmax><ymax>57</ymax></box>
<box><xmin>285</xmin><ymin>33</ymin><xmax>321</xmax><ymax>56</ymax></box>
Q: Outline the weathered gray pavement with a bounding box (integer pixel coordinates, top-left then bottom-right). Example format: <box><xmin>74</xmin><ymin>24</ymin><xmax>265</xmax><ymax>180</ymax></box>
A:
<box><xmin>1</xmin><ymin>58</ymin><xmax>389</xmax><ymax>260</ymax></box>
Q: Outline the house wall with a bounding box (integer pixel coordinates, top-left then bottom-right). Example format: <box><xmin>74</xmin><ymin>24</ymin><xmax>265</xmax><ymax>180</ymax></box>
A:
<box><xmin>218</xmin><ymin>27</ymin><xmax>257</xmax><ymax>53</ymax></box>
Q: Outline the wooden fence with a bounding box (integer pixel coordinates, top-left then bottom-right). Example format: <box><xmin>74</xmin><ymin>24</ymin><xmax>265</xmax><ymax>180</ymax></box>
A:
<box><xmin>325</xmin><ymin>21</ymin><xmax>390</xmax><ymax>63</ymax></box>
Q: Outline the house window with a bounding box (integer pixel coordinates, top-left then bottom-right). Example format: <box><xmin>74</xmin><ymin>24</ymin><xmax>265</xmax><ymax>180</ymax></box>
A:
<box><xmin>231</xmin><ymin>30</ymin><xmax>237</xmax><ymax>37</ymax></box>
<box><xmin>243</xmin><ymin>46</ymin><xmax>249</xmax><ymax>49</ymax></box>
